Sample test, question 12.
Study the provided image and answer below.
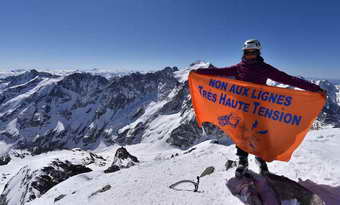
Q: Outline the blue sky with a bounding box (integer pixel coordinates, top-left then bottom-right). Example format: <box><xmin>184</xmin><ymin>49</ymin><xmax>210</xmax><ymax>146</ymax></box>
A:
<box><xmin>0</xmin><ymin>0</ymin><xmax>339</xmax><ymax>78</ymax></box>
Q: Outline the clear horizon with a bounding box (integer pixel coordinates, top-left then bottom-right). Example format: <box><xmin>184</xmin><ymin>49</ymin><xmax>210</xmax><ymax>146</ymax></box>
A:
<box><xmin>0</xmin><ymin>0</ymin><xmax>339</xmax><ymax>79</ymax></box>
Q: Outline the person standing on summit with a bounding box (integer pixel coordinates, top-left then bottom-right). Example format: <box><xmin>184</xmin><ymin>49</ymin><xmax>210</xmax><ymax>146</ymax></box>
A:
<box><xmin>192</xmin><ymin>39</ymin><xmax>325</xmax><ymax>177</ymax></box>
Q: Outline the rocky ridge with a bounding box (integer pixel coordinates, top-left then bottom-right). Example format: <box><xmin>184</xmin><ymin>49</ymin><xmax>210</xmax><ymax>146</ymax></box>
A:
<box><xmin>0</xmin><ymin>64</ymin><xmax>339</xmax><ymax>154</ymax></box>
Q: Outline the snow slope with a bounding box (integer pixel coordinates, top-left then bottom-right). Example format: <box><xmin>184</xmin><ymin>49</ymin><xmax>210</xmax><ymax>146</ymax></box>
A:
<box><xmin>2</xmin><ymin>128</ymin><xmax>333</xmax><ymax>205</ymax></box>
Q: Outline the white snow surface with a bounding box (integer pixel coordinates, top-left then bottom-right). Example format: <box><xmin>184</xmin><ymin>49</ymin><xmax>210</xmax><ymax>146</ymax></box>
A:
<box><xmin>0</xmin><ymin>128</ymin><xmax>337</xmax><ymax>205</ymax></box>
<box><xmin>174</xmin><ymin>61</ymin><xmax>211</xmax><ymax>83</ymax></box>
<box><xmin>0</xmin><ymin>142</ymin><xmax>11</xmax><ymax>156</ymax></box>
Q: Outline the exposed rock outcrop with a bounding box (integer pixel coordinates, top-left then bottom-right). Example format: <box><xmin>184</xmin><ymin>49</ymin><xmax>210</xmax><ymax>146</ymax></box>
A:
<box><xmin>104</xmin><ymin>147</ymin><xmax>139</xmax><ymax>173</ymax></box>
<box><xmin>0</xmin><ymin>159</ymin><xmax>92</xmax><ymax>205</ymax></box>
<box><xmin>0</xmin><ymin>154</ymin><xmax>11</xmax><ymax>166</ymax></box>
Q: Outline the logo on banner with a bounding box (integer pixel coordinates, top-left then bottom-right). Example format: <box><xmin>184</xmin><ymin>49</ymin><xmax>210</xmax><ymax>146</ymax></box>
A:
<box><xmin>217</xmin><ymin>113</ymin><xmax>241</xmax><ymax>128</ymax></box>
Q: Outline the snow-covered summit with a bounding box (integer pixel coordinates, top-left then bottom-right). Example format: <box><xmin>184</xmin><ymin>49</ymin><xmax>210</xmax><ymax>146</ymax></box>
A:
<box><xmin>0</xmin><ymin>65</ymin><xmax>340</xmax><ymax>204</ymax></box>
<box><xmin>174</xmin><ymin>60</ymin><xmax>212</xmax><ymax>83</ymax></box>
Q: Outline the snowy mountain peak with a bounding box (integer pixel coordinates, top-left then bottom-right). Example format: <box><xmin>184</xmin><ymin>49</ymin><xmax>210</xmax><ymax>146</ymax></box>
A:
<box><xmin>190</xmin><ymin>60</ymin><xmax>212</xmax><ymax>68</ymax></box>
<box><xmin>0</xmin><ymin>66</ymin><xmax>340</xmax><ymax>205</ymax></box>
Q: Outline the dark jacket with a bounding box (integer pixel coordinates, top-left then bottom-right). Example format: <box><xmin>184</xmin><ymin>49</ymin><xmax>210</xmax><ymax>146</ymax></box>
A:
<box><xmin>195</xmin><ymin>57</ymin><xmax>322</xmax><ymax>92</ymax></box>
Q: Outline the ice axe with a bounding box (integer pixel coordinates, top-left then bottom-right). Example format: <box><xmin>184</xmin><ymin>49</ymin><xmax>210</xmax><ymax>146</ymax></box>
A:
<box><xmin>169</xmin><ymin>166</ymin><xmax>215</xmax><ymax>192</ymax></box>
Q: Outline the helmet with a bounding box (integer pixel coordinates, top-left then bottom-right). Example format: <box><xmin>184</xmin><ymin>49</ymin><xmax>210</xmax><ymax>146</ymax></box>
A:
<box><xmin>242</xmin><ymin>39</ymin><xmax>262</xmax><ymax>50</ymax></box>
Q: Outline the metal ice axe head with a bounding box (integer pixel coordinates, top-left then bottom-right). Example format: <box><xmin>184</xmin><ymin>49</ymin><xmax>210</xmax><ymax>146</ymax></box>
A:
<box><xmin>199</xmin><ymin>166</ymin><xmax>215</xmax><ymax>178</ymax></box>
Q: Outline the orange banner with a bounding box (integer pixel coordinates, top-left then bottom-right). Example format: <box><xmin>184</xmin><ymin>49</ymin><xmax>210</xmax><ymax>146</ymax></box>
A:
<box><xmin>189</xmin><ymin>72</ymin><xmax>325</xmax><ymax>162</ymax></box>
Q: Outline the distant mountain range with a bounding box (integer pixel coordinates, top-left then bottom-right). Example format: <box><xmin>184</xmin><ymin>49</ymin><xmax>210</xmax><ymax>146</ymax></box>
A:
<box><xmin>0</xmin><ymin>63</ymin><xmax>339</xmax><ymax>155</ymax></box>
<box><xmin>309</xmin><ymin>77</ymin><xmax>340</xmax><ymax>86</ymax></box>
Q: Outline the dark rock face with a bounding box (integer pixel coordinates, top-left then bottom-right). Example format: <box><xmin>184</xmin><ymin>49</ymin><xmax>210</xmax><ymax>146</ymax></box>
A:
<box><xmin>114</xmin><ymin>147</ymin><xmax>139</xmax><ymax>162</ymax></box>
<box><xmin>0</xmin><ymin>159</ymin><xmax>92</xmax><ymax>205</ymax></box>
<box><xmin>316</xmin><ymin>80</ymin><xmax>340</xmax><ymax>126</ymax></box>
<box><xmin>59</xmin><ymin>72</ymin><xmax>109</xmax><ymax>96</ymax></box>
<box><xmin>0</xmin><ymin>154</ymin><xmax>11</xmax><ymax>166</ymax></box>
<box><xmin>159</xmin><ymin>83</ymin><xmax>188</xmax><ymax>115</ymax></box>
<box><xmin>32</xmin><ymin>160</ymin><xmax>92</xmax><ymax>195</ymax></box>
<box><xmin>167</xmin><ymin>120</ymin><xmax>203</xmax><ymax>149</ymax></box>
<box><xmin>104</xmin><ymin>147</ymin><xmax>139</xmax><ymax>173</ymax></box>
<box><xmin>103</xmin><ymin>165</ymin><xmax>120</xmax><ymax>173</ymax></box>
<box><xmin>0</xmin><ymin>67</ymin><xmax>186</xmax><ymax>153</ymax></box>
